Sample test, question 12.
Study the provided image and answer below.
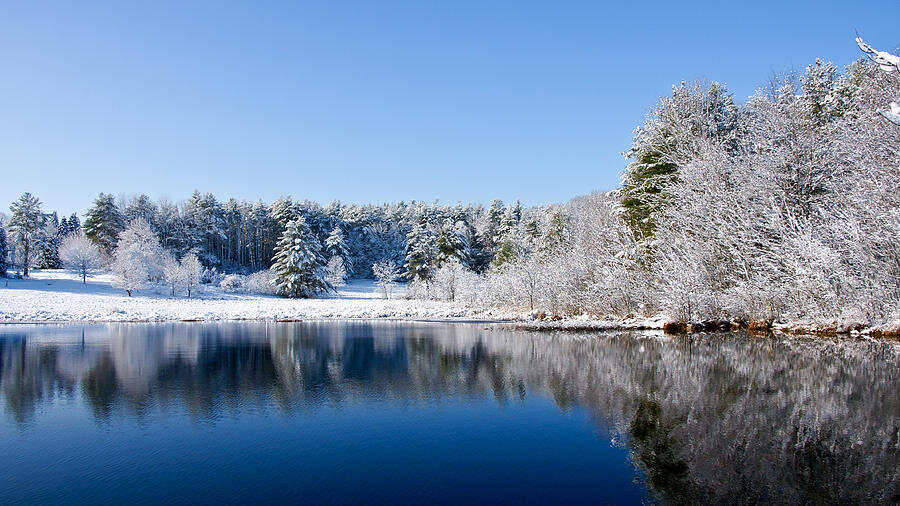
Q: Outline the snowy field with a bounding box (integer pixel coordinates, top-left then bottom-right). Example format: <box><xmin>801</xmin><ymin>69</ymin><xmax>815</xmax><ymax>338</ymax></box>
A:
<box><xmin>0</xmin><ymin>270</ymin><xmax>483</xmax><ymax>323</ymax></box>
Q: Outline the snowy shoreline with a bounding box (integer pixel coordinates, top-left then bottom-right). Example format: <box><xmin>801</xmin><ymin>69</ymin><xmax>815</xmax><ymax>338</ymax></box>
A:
<box><xmin>2</xmin><ymin>271</ymin><xmax>897</xmax><ymax>340</ymax></box>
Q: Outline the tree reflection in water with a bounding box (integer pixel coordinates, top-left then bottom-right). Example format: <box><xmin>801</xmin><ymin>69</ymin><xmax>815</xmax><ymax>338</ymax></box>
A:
<box><xmin>1</xmin><ymin>322</ymin><xmax>897</xmax><ymax>503</ymax></box>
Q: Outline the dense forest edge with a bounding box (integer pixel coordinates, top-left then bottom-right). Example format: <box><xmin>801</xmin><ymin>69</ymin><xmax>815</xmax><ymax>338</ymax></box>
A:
<box><xmin>2</xmin><ymin>39</ymin><xmax>900</xmax><ymax>337</ymax></box>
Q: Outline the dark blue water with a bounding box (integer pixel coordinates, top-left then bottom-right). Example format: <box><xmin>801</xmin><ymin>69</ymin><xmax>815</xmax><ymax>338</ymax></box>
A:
<box><xmin>1</xmin><ymin>322</ymin><xmax>897</xmax><ymax>504</ymax></box>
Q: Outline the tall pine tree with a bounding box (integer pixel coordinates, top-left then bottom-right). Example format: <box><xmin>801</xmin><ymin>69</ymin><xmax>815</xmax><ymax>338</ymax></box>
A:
<box><xmin>8</xmin><ymin>193</ymin><xmax>45</xmax><ymax>276</ymax></box>
<box><xmin>84</xmin><ymin>193</ymin><xmax>125</xmax><ymax>255</ymax></box>
<box><xmin>404</xmin><ymin>220</ymin><xmax>434</xmax><ymax>283</ymax></box>
<box><xmin>0</xmin><ymin>225</ymin><xmax>8</xmax><ymax>277</ymax></box>
<box><xmin>325</xmin><ymin>225</ymin><xmax>353</xmax><ymax>276</ymax></box>
<box><xmin>271</xmin><ymin>217</ymin><xmax>330</xmax><ymax>298</ymax></box>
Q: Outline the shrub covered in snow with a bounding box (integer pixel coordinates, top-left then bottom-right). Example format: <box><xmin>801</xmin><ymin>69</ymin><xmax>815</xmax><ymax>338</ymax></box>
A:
<box><xmin>219</xmin><ymin>274</ymin><xmax>245</xmax><ymax>292</ymax></box>
<box><xmin>245</xmin><ymin>270</ymin><xmax>278</xmax><ymax>295</ymax></box>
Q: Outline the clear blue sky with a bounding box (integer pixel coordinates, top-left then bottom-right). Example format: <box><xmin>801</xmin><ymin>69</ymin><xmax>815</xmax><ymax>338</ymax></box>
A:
<box><xmin>1</xmin><ymin>1</ymin><xmax>897</xmax><ymax>216</ymax></box>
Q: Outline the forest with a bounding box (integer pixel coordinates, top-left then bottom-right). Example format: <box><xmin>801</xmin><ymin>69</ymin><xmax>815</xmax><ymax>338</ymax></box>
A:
<box><xmin>2</xmin><ymin>41</ymin><xmax>899</xmax><ymax>330</ymax></box>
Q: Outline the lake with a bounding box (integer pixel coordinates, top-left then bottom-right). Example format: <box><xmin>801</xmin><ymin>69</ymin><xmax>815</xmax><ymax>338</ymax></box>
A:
<box><xmin>0</xmin><ymin>321</ymin><xmax>897</xmax><ymax>504</ymax></box>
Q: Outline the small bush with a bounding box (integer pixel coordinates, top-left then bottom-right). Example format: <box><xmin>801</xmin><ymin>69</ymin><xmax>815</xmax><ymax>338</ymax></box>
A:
<box><xmin>245</xmin><ymin>269</ymin><xmax>278</xmax><ymax>295</ymax></box>
<box><xmin>219</xmin><ymin>274</ymin><xmax>245</xmax><ymax>292</ymax></box>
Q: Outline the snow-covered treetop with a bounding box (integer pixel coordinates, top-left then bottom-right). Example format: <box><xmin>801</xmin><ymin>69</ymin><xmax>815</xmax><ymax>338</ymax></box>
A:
<box><xmin>856</xmin><ymin>35</ymin><xmax>900</xmax><ymax>125</ymax></box>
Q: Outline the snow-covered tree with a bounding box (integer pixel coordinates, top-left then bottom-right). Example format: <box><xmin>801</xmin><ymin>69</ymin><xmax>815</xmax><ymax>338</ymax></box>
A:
<box><xmin>110</xmin><ymin>245</ymin><xmax>149</xmax><ymax>297</ymax></box>
<box><xmin>124</xmin><ymin>194</ymin><xmax>159</xmax><ymax>230</ymax></box>
<box><xmin>620</xmin><ymin>81</ymin><xmax>738</xmax><ymax>239</ymax></box>
<box><xmin>325</xmin><ymin>256</ymin><xmax>347</xmax><ymax>288</ymax></box>
<box><xmin>59</xmin><ymin>213</ymin><xmax>80</xmax><ymax>237</ymax></box>
<box><xmin>8</xmin><ymin>192</ymin><xmax>45</xmax><ymax>276</ymax></box>
<box><xmin>0</xmin><ymin>225</ymin><xmax>7</xmax><ymax>278</ymax></box>
<box><xmin>325</xmin><ymin>225</ymin><xmax>353</xmax><ymax>276</ymax></box>
<box><xmin>181</xmin><ymin>252</ymin><xmax>204</xmax><ymax>298</ymax></box>
<box><xmin>162</xmin><ymin>253</ymin><xmax>185</xmax><ymax>296</ymax></box>
<box><xmin>59</xmin><ymin>232</ymin><xmax>102</xmax><ymax>283</ymax></box>
<box><xmin>182</xmin><ymin>191</ymin><xmax>226</xmax><ymax>266</ymax></box>
<box><xmin>372</xmin><ymin>259</ymin><xmax>401</xmax><ymax>299</ymax></box>
<box><xmin>404</xmin><ymin>221</ymin><xmax>434</xmax><ymax>282</ymax></box>
<box><xmin>84</xmin><ymin>193</ymin><xmax>125</xmax><ymax>255</ymax></box>
<box><xmin>435</xmin><ymin>219</ymin><xmax>467</xmax><ymax>268</ymax></box>
<box><xmin>37</xmin><ymin>212</ymin><xmax>62</xmax><ymax>269</ymax></box>
<box><xmin>856</xmin><ymin>35</ymin><xmax>900</xmax><ymax>125</ymax></box>
<box><xmin>270</xmin><ymin>217</ymin><xmax>330</xmax><ymax>298</ymax></box>
<box><xmin>271</xmin><ymin>196</ymin><xmax>301</xmax><ymax>226</ymax></box>
<box><xmin>110</xmin><ymin>218</ymin><xmax>165</xmax><ymax>295</ymax></box>
<box><xmin>541</xmin><ymin>210</ymin><xmax>568</xmax><ymax>254</ymax></box>
<box><xmin>431</xmin><ymin>259</ymin><xmax>472</xmax><ymax>302</ymax></box>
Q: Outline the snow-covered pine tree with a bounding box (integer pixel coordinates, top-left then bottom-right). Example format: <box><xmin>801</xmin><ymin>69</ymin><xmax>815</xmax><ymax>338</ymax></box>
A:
<box><xmin>8</xmin><ymin>192</ymin><xmax>46</xmax><ymax>276</ymax></box>
<box><xmin>270</xmin><ymin>217</ymin><xmax>331</xmax><ymax>298</ymax></box>
<box><xmin>800</xmin><ymin>60</ymin><xmax>855</xmax><ymax>126</ymax></box>
<box><xmin>404</xmin><ymin>221</ymin><xmax>434</xmax><ymax>283</ymax></box>
<box><xmin>435</xmin><ymin>219</ymin><xmax>466</xmax><ymax>268</ymax></box>
<box><xmin>482</xmin><ymin>198</ymin><xmax>505</xmax><ymax>251</ymax></box>
<box><xmin>620</xmin><ymin>81</ymin><xmax>738</xmax><ymax>240</ymax></box>
<box><xmin>67</xmin><ymin>213</ymin><xmax>81</xmax><ymax>233</ymax></box>
<box><xmin>541</xmin><ymin>210</ymin><xmax>568</xmax><ymax>254</ymax></box>
<box><xmin>124</xmin><ymin>194</ymin><xmax>159</xmax><ymax>230</ymax></box>
<box><xmin>524</xmin><ymin>218</ymin><xmax>540</xmax><ymax>243</ymax></box>
<box><xmin>38</xmin><ymin>212</ymin><xmax>62</xmax><ymax>269</ymax></box>
<box><xmin>325</xmin><ymin>225</ymin><xmax>353</xmax><ymax>277</ymax></box>
<box><xmin>494</xmin><ymin>205</ymin><xmax>519</xmax><ymax>246</ymax></box>
<box><xmin>84</xmin><ymin>193</ymin><xmax>125</xmax><ymax>255</ymax></box>
<box><xmin>0</xmin><ymin>225</ymin><xmax>8</xmax><ymax>277</ymax></box>
<box><xmin>182</xmin><ymin>191</ymin><xmax>226</xmax><ymax>266</ymax></box>
<box><xmin>271</xmin><ymin>196</ymin><xmax>301</xmax><ymax>226</ymax></box>
<box><xmin>325</xmin><ymin>256</ymin><xmax>347</xmax><ymax>288</ymax></box>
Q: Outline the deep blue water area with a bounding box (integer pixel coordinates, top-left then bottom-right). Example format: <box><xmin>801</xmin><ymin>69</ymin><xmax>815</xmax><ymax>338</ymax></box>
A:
<box><xmin>1</xmin><ymin>322</ymin><xmax>897</xmax><ymax>504</ymax></box>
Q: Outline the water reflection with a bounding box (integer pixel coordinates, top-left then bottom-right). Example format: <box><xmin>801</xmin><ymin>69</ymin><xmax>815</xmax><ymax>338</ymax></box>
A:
<box><xmin>1</xmin><ymin>322</ymin><xmax>897</xmax><ymax>503</ymax></box>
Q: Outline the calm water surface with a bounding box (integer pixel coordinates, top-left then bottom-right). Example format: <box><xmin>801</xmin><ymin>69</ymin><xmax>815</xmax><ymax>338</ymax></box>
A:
<box><xmin>0</xmin><ymin>322</ymin><xmax>897</xmax><ymax>504</ymax></box>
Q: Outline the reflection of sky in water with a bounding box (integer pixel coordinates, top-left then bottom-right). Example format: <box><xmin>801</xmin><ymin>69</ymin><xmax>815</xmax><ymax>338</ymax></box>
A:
<box><xmin>1</xmin><ymin>322</ymin><xmax>898</xmax><ymax>504</ymax></box>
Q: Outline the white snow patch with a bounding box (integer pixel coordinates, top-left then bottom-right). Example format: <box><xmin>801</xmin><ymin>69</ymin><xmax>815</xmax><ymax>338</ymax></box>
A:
<box><xmin>0</xmin><ymin>270</ymin><xmax>467</xmax><ymax>323</ymax></box>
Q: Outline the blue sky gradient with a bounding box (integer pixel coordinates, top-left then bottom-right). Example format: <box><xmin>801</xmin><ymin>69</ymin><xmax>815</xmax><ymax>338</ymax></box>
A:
<box><xmin>1</xmin><ymin>1</ymin><xmax>897</xmax><ymax>215</ymax></box>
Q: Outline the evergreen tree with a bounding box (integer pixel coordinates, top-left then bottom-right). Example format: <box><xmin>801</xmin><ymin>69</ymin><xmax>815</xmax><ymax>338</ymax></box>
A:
<box><xmin>542</xmin><ymin>211</ymin><xmax>568</xmax><ymax>253</ymax></box>
<box><xmin>84</xmin><ymin>193</ymin><xmax>125</xmax><ymax>255</ymax></box>
<box><xmin>270</xmin><ymin>217</ymin><xmax>330</xmax><ymax>298</ymax></box>
<box><xmin>59</xmin><ymin>216</ymin><xmax>70</xmax><ymax>237</ymax></box>
<box><xmin>182</xmin><ymin>191</ymin><xmax>226</xmax><ymax>265</ymax></box>
<box><xmin>271</xmin><ymin>196</ymin><xmax>301</xmax><ymax>226</ymax></box>
<box><xmin>621</xmin><ymin>81</ymin><xmax>738</xmax><ymax>240</ymax></box>
<box><xmin>620</xmin><ymin>142</ymin><xmax>678</xmax><ymax>240</ymax></box>
<box><xmin>524</xmin><ymin>218</ymin><xmax>540</xmax><ymax>242</ymax></box>
<box><xmin>801</xmin><ymin>59</ymin><xmax>855</xmax><ymax>126</ymax></box>
<box><xmin>8</xmin><ymin>192</ymin><xmax>45</xmax><ymax>276</ymax></box>
<box><xmin>495</xmin><ymin>206</ymin><xmax>519</xmax><ymax>245</ymax></box>
<box><xmin>325</xmin><ymin>225</ymin><xmax>353</xmax><ymax>277</ymax></box>
<box><xmin>435</xmin><ymin>219</ymin><xmax>466</xmax><ymax>268</ymax></box>
<box><xmin>38</xmin><ymin>211</ymin><xmax>62</xmax><ymax>269</ymax></box>
<box><xmin>482</xmin><ymin>198</ymin><xmax>505</xmax><ymax>250</ymax></box>
<box><xmin>0</xmin><ymin>225</ymin><xmax>8</xmax><ymax>277</ymax></box>
<box><xmin>491</xmin><ymin>238</ymin><xmax>522</xmax><ymax>267</ymax></box>
<box><xmin>65</xmin><ymin>213</ymin><xmax>80</xmax><ymax>235</ymax></box>
<box><xmin>124</xmin><ymin>194</ymin><xmax>159</xmax><ymax>230</ymax></box>
<box><xmin>404</xmin><ymin>221</ymin><xmax>434</xmax><ymax>283</ymax></box>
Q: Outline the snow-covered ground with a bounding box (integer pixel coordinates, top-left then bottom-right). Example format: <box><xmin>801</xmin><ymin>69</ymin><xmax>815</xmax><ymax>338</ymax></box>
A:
<box><xmin>8</xmin><ymin>270</ymin><xmax>887</xmax><ymax>338</ymax></box>
<box><xmin>0</xmin><ymin>270</ymin><xmax>483</xmax><ymax>323</ymax></box>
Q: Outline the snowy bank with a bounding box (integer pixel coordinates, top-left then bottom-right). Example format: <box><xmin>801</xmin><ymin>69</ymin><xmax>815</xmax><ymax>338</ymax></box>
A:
<box><xmin>0</xmin><ymin>270</ymin><xmax>481</xmax><ymax>323</ymax></box>
<box><xmin>2</xmin><ymin>271</ymin><xmax>896</xmax><ymax>340</ymax></box>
